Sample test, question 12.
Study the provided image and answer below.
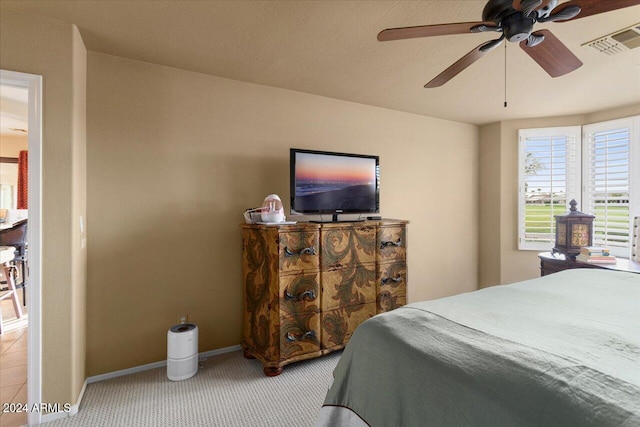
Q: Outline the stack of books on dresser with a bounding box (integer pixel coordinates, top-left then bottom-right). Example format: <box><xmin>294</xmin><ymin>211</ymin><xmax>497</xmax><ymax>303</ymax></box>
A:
<box><xmin>576</xmin><ymin>246</ymin><xmax>617</xmax><ymax>264</ymax></box>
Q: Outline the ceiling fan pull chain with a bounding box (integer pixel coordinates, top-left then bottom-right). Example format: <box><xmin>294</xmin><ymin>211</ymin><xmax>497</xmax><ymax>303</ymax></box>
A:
<box><xmin>504</xmin><ymin>43</ymin><xmax>508</xmax><ymax>108</ymax></box>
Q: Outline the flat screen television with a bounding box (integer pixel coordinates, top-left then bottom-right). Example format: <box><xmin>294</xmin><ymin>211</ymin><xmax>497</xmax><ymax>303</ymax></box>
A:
<box><xmin>290</xmin><ymin>148</ymin><xmax>380</xmax><ymax>221</ymax></box>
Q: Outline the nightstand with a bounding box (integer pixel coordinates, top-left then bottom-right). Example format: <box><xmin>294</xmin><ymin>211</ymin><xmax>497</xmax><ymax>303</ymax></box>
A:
<box><xmin>539</xmin><ymin>252</ymin><xmax>640</xmax><ymax>276</ymax></box>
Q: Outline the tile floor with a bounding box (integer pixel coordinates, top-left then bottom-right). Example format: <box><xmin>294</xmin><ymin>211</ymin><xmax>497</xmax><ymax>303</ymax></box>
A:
<box><xmin>0</xmin><ymin>289</ymin><xmax>28</xmax><ymax>427</ymax></box>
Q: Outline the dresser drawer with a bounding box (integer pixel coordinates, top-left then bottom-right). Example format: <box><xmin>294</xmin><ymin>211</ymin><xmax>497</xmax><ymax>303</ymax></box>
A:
<box><xmin>377</xmin><ymin>225</ymin><xmax>406</xmax><ymax>262</ymax></box>
<box><xmin>279</xmin><ymin>230</ymin><xmax>320</xmax><ymax>273</ymax></box>
<box><xmin>377</xmin><ymin>293</ymin><xmax>406</xmax><ymax>313</ymax></box>
<box><xmin>279</xmin><ymin>312</ymin><xmax>320</xmax><ymax>360</ymax></box>
<box><xmin>279</xmin><ymin>272</ymin><xmax>320</xmax><ymax>318</ymax></box>
<box><xmin>320</xmin><ymin>302</ymin><xmax>376</xmax><ymax>350</ymax></box>
<box><xmin>321</xmin><ymin>226</ymin><xmax>375</xmax><ymax>270</ymax></box>
<box><xmin>377</xmin><ymin>260</ymin><xmax>406</xmax><ymax>291</ymax></box>
<box><xmin>376</xmin><ymin>260</ymin><xmax>406</xmax><ymax>313</ymax></box>
<box><xmin>321</xmin><ymin>265</ymin><xmax>376</xmax><ymax>311</ymax></box>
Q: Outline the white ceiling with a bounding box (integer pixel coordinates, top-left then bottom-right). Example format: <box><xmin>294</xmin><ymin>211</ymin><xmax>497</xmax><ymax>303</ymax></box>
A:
<box><xmin>2</xmin><ymin>0</ymin><xmax>639</xmax><ymax>125</ymax></box>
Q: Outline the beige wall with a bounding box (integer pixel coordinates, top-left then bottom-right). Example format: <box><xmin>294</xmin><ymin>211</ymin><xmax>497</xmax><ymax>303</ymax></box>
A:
<box><xmin>478</xmin><ymin>122</ymin><xmax>501</xmax><ymax>288</ymax></box>
<box><xmin>71</xmin><ymin>23</ymin><xmax>88</xmax><ymax>400</ymax></box>
<box><xmin>0</xmin><ymin>10</ymin><xmax>87</xmax><ymax>407</ymax></box>
<box><xmin>479</xmin><ymin>103</ymin><xmax>640</xmax><ymax>286</ymax></box>
<box><xmin>585</xmin><ymin>104</ymin><xmax>640</xmax><ymax>125</ymax></box>
<box><xmin>86</xmin><ymin>52</ymin><xmax>479</xmax><ymax>375</ymax></box>
<box><xmin>0</xmin><ymin>134</ymin><xmax>28</xmax><ymax>157</ymax></box>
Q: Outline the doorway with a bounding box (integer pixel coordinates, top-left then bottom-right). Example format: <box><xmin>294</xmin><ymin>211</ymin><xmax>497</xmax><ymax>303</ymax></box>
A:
<box><xmin>0</xmin><ymin>69</ymin><xmax>42</xmax><ymax>426</ymax></box>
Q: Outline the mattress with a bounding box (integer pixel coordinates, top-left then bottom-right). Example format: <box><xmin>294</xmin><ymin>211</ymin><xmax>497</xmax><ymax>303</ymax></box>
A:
<box><xmin>317</xmin><ymin>269</ymin><xmax>640</xmax><ymax>427</ymax></box>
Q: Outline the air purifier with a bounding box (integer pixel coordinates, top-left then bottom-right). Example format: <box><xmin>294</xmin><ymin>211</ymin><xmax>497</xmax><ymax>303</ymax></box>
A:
<box><xmin>167</xmin><ymin>323</ymin><xmax>198</xmax><ymax>381</ymax></box>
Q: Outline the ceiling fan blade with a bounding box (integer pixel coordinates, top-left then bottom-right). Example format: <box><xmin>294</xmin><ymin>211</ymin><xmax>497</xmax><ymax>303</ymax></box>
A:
<box><xmin>538</xmin><ymin>5</ymin><xmax>581</xmax><ymax>22</ymax></box>
<box><xmin>425</xmin><ymin>39</ymin><xmax>501</xmax><ymax>88</ymax></box>
<box><xmin>378</xmin><ymin>21</ymin><xmax>497</xmax><ymax>41</ymax></box>
<box><xmin>549</xmin><ymin>0</ymin><xmax>640</xmax><ymax>22</ymax></box>
<box><xmin>519</xmin><ymin>29</ymin><xmax>583</xmax><ymax>77</ymax></box>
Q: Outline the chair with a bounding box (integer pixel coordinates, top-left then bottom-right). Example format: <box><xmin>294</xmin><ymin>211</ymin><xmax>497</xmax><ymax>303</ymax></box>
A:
<box><xmin>633</xmin><ymin>216</ymin><xmax>640</xmax><ymax>262</ymax></box>
<box><xmin>0</xmin><ymin>246</ymin><xmax>23</xmax><ymax>335</ymax></box>
<box><xmin>0</xmin><ymin>219</ymin><xmax>28</xmax><ymax>306</ymax></box>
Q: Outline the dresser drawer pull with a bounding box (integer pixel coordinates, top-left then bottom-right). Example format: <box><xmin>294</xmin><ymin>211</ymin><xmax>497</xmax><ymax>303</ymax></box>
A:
<box><xmin>286</xmin><ymin>330</ymin><xmax>316</xmax><ymax>342</ymax></box>
<box><xmin>284</xmin><ymin>246</ymin><xmax>317</xmax><ymax>257</ymax></box>
<box><xmin>381</xmin><ymin>276</ymin><xmax>403</xmax><ymax>286</ymax></box>
<box><xmin>380</xmin><ymin>239</ymin><xmax>402</xmax><ymax>249</ymax></box>
<box><xmin>284</xmin><ymin>289</ymin><xmax>317</xmax><ymax>301</ymax></box>
<box><xmin>328</xmin><ymin>263</ymin><xmax>344</xmax><ymax>271</ymax></box>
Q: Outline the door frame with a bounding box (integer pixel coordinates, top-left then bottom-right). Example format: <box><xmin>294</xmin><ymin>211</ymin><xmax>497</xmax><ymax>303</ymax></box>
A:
<box><xmin>1</xmin><ymin>69</ymin><xmax>43</xmax><ymax>426</ymax></box>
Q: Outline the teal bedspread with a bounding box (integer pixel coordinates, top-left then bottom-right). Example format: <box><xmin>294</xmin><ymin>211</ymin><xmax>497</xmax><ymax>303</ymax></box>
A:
<box><xmin>322</xmin><ymin>269</ymin><xmax>640</xmax><ymax>426</ymax></box>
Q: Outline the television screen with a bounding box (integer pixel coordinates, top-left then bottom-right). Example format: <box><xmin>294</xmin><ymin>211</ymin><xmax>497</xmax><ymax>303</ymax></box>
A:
<box><xmin>290</xmin><ymin>148</ymin><xmax>379</xmax><ymax>217</ymax></box>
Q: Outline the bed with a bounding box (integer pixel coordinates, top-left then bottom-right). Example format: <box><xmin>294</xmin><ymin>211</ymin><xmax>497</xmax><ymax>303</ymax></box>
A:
<box><xmin>316</xmin><ymin>269</ymin><xmax>640</xmax><ymax>427</ymax></box>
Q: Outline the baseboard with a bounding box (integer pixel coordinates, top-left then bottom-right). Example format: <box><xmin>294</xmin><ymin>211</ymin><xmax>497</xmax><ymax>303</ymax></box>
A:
<box><xmin>87</xmin><ymin>344</ymin><xmax>242</xmax><ymax>384</ymax></box>
<box><xmin>39</xmin><ymin>379</ymin><xmax>87</xmax><ymax>424</ymax></box>
<box><xmin>198</xmin><ymin>345</ymin><xmax>243</xmax><ymax>363</ymax></box>
<box><xmin>38</xmin><ymin>344</ymin><xmax>241</xmax><ymax>424</ymax></box>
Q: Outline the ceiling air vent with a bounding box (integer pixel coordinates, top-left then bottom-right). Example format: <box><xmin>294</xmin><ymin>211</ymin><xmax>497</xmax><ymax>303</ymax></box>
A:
<box><xmin>582</xmin><ymin>24</ymin><xmax>640</xmax><ymax>56</ymax></box>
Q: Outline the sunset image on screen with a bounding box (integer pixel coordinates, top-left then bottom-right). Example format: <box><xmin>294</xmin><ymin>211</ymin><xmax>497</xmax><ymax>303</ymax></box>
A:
<box><xmin>293</xmin><ymin>151</ymin><xmax>378</xmax><ymax>212</ymax></box>
<box><xmin>295</xmin><ymin>152</ymin><xmax>375</xmax><ymax>185</ymax></box>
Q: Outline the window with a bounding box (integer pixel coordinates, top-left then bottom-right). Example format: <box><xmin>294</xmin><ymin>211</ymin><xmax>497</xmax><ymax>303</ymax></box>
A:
<box><xmin>582</xmin><ymin>117</ymin><xmax>639</xmax><ymax>257</ymax></box>
<box><xmin>518</xmin><ymin>126</ymin><xmax>581</xmax><ymax>250</ymax></box>
<box><xmin>518</xmin><ymin>116</ymin><xmax>640</xmax><ymax>257</ymax></box>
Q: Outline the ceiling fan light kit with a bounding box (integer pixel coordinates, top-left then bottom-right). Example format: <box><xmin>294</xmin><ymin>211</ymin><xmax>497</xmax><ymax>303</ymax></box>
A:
<box><xmin>378</xmin><ymin>0</ymin><xmax>640</xmax><ymax>88</ymax></box>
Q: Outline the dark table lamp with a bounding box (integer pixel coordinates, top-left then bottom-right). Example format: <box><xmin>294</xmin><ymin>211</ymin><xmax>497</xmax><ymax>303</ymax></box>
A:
<box><xmin>552</xmin><ymin>199</ymin><xmax>595</xmax><ymax>260</ymax></box>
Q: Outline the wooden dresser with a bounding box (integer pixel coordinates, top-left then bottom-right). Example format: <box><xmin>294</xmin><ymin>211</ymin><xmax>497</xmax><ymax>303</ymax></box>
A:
<box><xmin>241</xmin><ymin>219</ymin><xmax>408</xmax><ymax>376</ymax></box>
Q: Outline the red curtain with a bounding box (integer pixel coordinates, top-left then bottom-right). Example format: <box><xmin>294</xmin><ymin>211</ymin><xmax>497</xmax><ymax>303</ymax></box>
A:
<box><xmin>17</xmin><ymin>150</ymin><xmax>28</xmax><ymax>209</ymax></box>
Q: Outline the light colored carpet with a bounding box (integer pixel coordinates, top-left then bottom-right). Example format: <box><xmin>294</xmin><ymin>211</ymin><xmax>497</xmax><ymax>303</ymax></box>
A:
<box><xmin>44</xmin><ymin>350</ymin><xmax>341</xmax><ymax>427</ymax></box>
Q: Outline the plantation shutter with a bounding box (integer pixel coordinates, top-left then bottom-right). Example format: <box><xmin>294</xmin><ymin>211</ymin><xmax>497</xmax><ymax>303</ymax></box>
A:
<box><xmin>582</xmin><ymin>117</ymin><xmax>639</xmax><ymax>258</ymax></box>
<box><xmin>518</xmin><ymin>127</ymin><xmax>581</xmax><ymax>250</ymax></box>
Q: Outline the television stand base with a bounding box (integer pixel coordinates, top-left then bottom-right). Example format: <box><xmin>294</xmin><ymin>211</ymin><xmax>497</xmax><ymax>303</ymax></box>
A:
<box><xmin>310</xmin><ymin>219</ymin><xmax>365</xmax><ymax>224</ymax></box>
<box><xmin>310</xmin><ymin>213</ymin><xmax>367</xmax><ymax>223</ymax></box>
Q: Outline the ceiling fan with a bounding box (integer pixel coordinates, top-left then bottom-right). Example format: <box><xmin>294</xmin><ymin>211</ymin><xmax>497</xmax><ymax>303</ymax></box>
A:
<box><xmin>378</xmin><ymin>0</ymin><xmax>640</xmax><ymax>88</ymax></box>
